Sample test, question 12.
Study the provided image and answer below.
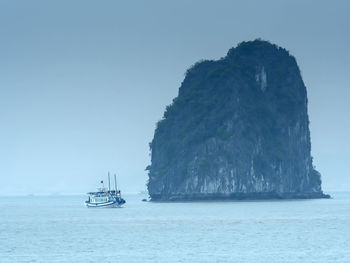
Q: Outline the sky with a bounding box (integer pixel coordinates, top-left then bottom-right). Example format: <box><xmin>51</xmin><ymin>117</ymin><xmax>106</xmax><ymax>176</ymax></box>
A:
<box><xmin>1</xmin><ymin>0</ymin><xmax>349</xmax><ymax>195</ymax></box>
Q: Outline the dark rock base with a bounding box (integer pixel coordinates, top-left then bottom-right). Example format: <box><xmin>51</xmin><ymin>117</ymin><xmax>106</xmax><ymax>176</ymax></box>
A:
<box><xmin>150</xmin><ymin>192</ymin><xmax>331</xmax><ymax>201</ymax></box>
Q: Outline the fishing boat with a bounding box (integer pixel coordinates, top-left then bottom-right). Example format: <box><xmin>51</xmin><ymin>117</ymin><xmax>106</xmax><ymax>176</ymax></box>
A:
<box><xmin>85</xmin><ymin>173</ymin><xmax>126</xmax><ymax>208</ymax></box>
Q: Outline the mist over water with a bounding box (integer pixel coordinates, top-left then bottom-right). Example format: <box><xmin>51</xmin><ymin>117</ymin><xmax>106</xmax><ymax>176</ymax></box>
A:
<box><xmin>1</xmin><ymin>1</ymin><xmax>349</xmax><ymax>195</ymax></box>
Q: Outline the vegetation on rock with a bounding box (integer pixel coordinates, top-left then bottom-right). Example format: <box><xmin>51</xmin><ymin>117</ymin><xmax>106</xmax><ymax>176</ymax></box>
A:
<box><xmin>147</xmin><ymin>39</ymin><xmax>328</xmax><ymax>200</ymax></box>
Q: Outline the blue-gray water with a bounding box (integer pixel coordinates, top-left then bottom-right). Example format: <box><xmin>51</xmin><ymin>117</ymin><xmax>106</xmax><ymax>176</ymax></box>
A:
<box><xmin>1</xmin><ymin>192</ymin><xmax>349</xmax><ymax>262</ymax></box>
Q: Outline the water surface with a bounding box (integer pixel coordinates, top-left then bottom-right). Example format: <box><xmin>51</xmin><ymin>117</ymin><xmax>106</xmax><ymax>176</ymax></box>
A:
<box><xmin>1</xmin><ymin>192</ymin><xmax>349</xmax><ymax>262</ymax></box>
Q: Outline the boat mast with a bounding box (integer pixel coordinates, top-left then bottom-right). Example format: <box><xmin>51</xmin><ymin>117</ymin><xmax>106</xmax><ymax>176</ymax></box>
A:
<box><xmin>114</xmin><ymin>174</ymin><xmax>118</xmax><ymax>192</ymax></box>
<box><xmin>108</xmin><ymin>172</ymin><xmax>111</xmax><ymax>192</ymax></box>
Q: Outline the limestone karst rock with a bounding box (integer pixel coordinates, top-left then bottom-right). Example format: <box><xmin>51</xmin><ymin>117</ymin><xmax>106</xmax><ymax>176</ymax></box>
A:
<box><xmin>147</xmin><ymin>40</ymin><xmax>329</xmax><ymax>201</ymax></box>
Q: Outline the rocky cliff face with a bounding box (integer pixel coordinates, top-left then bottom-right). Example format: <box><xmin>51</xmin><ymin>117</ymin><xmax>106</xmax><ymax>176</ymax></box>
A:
<box><xmin>147</xmin><ymin>40</ymin><xmax>329</xmax><ymax>201</ymax></box>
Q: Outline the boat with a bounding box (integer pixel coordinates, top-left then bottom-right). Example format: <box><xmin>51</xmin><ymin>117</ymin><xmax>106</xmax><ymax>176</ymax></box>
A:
<box><xmin>85</xmin><ymin>173</ymin><xmax>126</xmax><ymax>208</ymax></box>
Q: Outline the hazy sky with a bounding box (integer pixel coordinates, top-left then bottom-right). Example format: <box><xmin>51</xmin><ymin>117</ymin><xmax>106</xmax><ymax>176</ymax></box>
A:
<box><xmin>1</xmin><ymin>0</ymin><xmax>349</xmax><ymax>195</ymax></box>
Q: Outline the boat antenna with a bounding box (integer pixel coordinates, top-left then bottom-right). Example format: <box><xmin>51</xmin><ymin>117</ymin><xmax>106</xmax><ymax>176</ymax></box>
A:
<box><xmin>108</xmin><ymin>172</ymin><xmax>111</xmax><ymax>192</ymax></box>
<box><xmin>114</xmin><ymin>174</ymin><xmax>118</xmax><ymax>192</ymax></box>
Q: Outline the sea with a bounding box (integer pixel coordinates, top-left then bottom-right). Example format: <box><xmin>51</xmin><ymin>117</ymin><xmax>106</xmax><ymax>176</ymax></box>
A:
<box><xmin>0</xmin><ymin>192</ymin><xmax>349</xmax><ymax>263</ymax></box>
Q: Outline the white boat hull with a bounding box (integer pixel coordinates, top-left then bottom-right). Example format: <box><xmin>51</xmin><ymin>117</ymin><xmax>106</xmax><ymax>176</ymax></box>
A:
<box><xmin>85</xmin><ymin>201</ymin><xmax>123</xmax><ymax>208</ymax></box>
